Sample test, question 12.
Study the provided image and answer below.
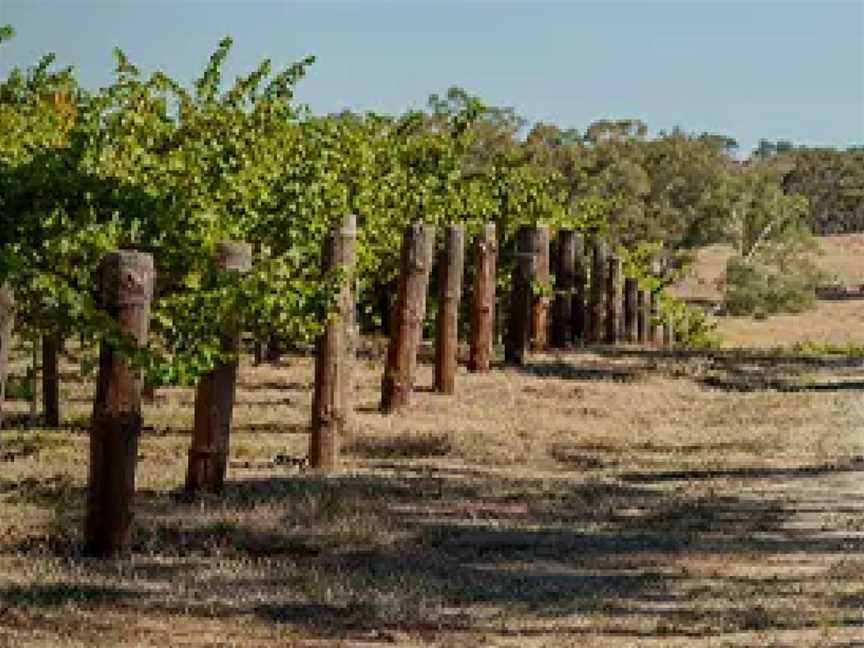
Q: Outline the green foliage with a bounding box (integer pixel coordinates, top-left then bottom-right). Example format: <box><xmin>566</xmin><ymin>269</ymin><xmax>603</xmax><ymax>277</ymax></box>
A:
<box><xmin>4</xmin><ymin>33</ymin><xmax>858</xmax><ymax>367</ymax></box>
<box><xmin>780</xmin><ymin>148</ymin><xmax>864</xmax><ymax>235</ymax></box>
<box><xmin>693</xmin><ymin>167</ymin><xmax>821</xmax><ymax>319</ymax></box>
<box><xmin>0</xmin><ymin>39</ymin><xmax>617</xmax><ymax>382</ymax></box>
<box><xmin>0</xmin><ymin>36</ymin><xmax>329</xmax><ymax>383</ymax></box>
<box><xmin>660</xmin><ymin>296</ymin><xmax>721</xmax><ymax>349</ymax></box>
<box><xmin>790</xmin><ymin>341</ymin><xmax>864</xmax><ymax>357</ymax></box>
<box><xmin>619</xmin><ymin>240</ymin><xmax>719</xmax><ymax>349</ymax></box>
<box><xmin>724</xmin><ymin>257</ymin><xmax>818</xmax><ymax>317</ymax></box>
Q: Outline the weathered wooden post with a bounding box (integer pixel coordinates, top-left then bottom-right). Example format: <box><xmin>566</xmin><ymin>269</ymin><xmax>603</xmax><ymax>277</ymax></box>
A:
<box><xmin>27</xmin><ymin>339</ymin><xmax>37</xmax><ymax>428</ymax></box>
<box><xmin>624</xmin><ymin>277</ymin><xmax>639</xmax><ymax>343</ymax></box>
<box><xmin>434</xmin><ymin>225</ymin><xmax>465</xmax><ymax>394</ymax></box>
<box><xmin>310</xmin><ymin>216</ymin><xmax>357</xmax><ymax>472</ymax></box>
<box><xmin>529</xmin><ymin>225</ymin><xmax>550</xmax><ymax>352</ymax></box>
<box><xmin>588</xmin><ymin>240</ymin><xmax>607</xmax><ymax>343</ymax></box>
<box><xmin>186</xmin><ymin>241</ymin><xmax>252</xmax><ymax>493</ymax></box>
<box><xmin>343</xmin><ymin>268</ymin><xmax>359</xmax><ymax>437</ymax></box>
<box><xmin>505</xmin><ymin>226</ymin><xmax>535</xmax><ymax>365</ymax></box>
<box><xmin>573</xmin><ymin>234</ymin><xmax>586</xmax><ymax>343</ymax></box>
<box><xmin>637</xmin><ymin>289</ymin><xmax>650</xmax><ymax>344</ymax></box>
<box><xmin>650</xmin><ymin>292</ymin><xmax>663</xmax><ymax>346</ymax></box>
<box><xmin>0</xmin><ymin>285</ymin><xmax>14</xmax><ymax>431</ymax></box>
<box><xmin>605</xmin><ymin>255</ymin><xmax>622</xmax><ymax>345</ymax></box>
<box><xmin>265</xmin><ymin>336</ymin><xmax>282</xmax><ymax>364</ymax></box>
<box><xmin>551</xmin><ymin>229</ymin><xmax>576</xmax><ymax>348</ymax></box>
<box><xmin>42</xmin><ymin>335</ymin><xmax>60</xmax><ymax>427</ymax></box>
<box><xmin>468</xmin><ymin>223</ymin><xmax>497</xmax><ymax>372</ymax></box>
<box><xmin>381</xmin><ymin>223</ymin><xmax>435</xmax><ymax>414</ymax></box>
<box><xmin>663</xmin><ymin>317</ymin><xmax>675</xmax><ymax>349</ymax></box>
<box><xmin>85</xmin><ymin>251</ymin><xmax>154</xmax><ymax>557</ymax></box>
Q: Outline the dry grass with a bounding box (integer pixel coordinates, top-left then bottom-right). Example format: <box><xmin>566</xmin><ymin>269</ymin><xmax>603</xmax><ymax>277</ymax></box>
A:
<box><xmin>672</xmin><ymin>235</ymin><xmax>864</xmax><ymax>304</ymax></box>
<box><xmin>714</xmin><ymin>300</ymin><xmax>864</xmax><ymax>349</ymax></box>
<box><xmin>670</xmin><ymin>235</ymin><xmax>864</xmax><ymax>349</ymax></box>
<box><xmin>2</xmin><ymin>341</ymin><xmax>864</xmax><ymax>647</ymax></box>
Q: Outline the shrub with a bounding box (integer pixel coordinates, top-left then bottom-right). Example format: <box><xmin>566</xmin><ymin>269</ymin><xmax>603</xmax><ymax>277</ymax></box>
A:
<box><xmin>661</xmin><ymin>296</ymin><xmax>722</xmax><ymax>349</ymax></box>
<box><xmin>724</xmin><ymin>257</ymin><xmax>818</xmax><ymax>316</ymax></box>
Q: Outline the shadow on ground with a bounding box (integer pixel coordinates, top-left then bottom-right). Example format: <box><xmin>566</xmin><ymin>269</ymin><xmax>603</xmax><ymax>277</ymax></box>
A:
<box><xmin>4</xmin><ymin>348</ymin><xmax>864</xmax><ymax>642</ymax></box>
<box><xmin>4</xmin><ymin>456</ymin><xmax>863</xmax><ymax>641</ymax></box>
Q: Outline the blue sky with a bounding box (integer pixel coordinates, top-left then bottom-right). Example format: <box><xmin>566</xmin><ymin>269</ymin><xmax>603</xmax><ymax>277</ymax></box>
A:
<box><xmin>1</xmin><ymin>1</ymin><xmax>862</xmax><ymax>153</ymax></box>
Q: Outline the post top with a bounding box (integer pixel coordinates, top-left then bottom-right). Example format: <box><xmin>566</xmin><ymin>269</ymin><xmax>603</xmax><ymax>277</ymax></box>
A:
<box><xmin>0</xmin><ymin>283</ymin><xmax>15</xmax><ymax>309</ymax></box>
<box><xmin>100</xmin><ymin>250</ymin><xmax>155</xmax><ymax>307</ymax></box>
<box><xmin>103</xmin><ymin>249</ymin><xmax>155</xmax><ymax>268</ymax></box>
<box><xmin>216</xmin><ymin>240</ymin><xmax>253</xmax><ymax>272</ymax></box>
<box><xmin>340</xmin><ymin>214</ymin><xmax>357</xmax><ymax>232</ymax></box>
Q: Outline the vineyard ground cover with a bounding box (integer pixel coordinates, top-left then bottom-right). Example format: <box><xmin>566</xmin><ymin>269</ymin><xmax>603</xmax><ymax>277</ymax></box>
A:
<box><xmin>1</xmin><ymin>340</ymin><xmax>864</xmax><ymax>646</ymax></box>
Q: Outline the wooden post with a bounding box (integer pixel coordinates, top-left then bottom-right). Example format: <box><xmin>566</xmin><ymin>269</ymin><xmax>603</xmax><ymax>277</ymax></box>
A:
<box><xmin>468</xmin><ymin>223</ymin><xmax>497</xmax><ymax>372</ymax></box>
<box><xmin>572</xmin><ymin>235</ymin><xmax>586</xmax><ymax>343</ymax></box>
<box><xmin>505</xmin><ymin>226</ymin><xmax>536</xmax><ymax>365</ymax></box>
<box><xmin>42</xmin><ymin>335</ymin><xmax>61</xmax><ymax>427</ymax></box>
<box><xmin>637</xmin><ymin>289</ymin><xmax>650</xmax><ymax>344</ymax></box>
<box><xmin>0</xmin><ymin>285</ymin><xmax>14</xmax><ymax>432</ymax></box>
<box><xmin>623</xmin><ymin>278</ymin><xmax>639</xmax><ymax>343</ymax></box>
<box><xmin>85</xmin><ymin>251</ymin><xmax>154</xmax><ymax>557</ymax></box>
<box><xmin>529</xmin><ymin>225</ymin><xmax>550</xmax><ymax>352</ymax></box>
<box><xmin>605</xmin><ymin>255</ymin><xmax>622</xmax><ymax>345</ymax></box>
<box><xmin>27</xmin><ymin>339</ymin><xmax>37</xmax><ymax>428</ymax></box>
<box><xmin>265</xmin><ymin>336</ymin><xmax>282</xmax><ymax>364</ymax></box>
<box><xmin>253</xmin><ymin>340</ymin><xmax>264</xmax><ymax>365</ymax></box>
<box><xmin>251</xmin><ymin>242</ymin><xmax>265</xmax><ymax>366</ymax></box>
<box><xmin>342</xmin><ymin>263</ymin><xmax>358</xmax><ymax>438</ymax></box>
<box><xmin>381</xmin><ymin>224</ymin><xmax>435</xmax><ymax>414</ymax></box>
<box><xmin>650</xmin><ymin>292</ymin><xmax>662</xmax><ymax>346</ymax></box>
<box><xmin>588</xmin><ymin>241</ymin><xmax>607</xmax><ymax>343</ymax></box>
<box><xmin>663</xmin><ymin>318</ymin><xmax>675</xmax><ymax>349</ymax></box>
<box><xmin>434</xmin><ymin>225</ymin><xmax>465</xmax><ymax>394</ymax></box>
<box><xmin>186</xmin><ymin>241</ymin><xmax>252</xmax><ymax>493</ymax></box>
<box><xmin>310</xmin><ymin>216</ymin><xmax>357</xmax><ymax>472</ymax></box>
<box><xmin>551</xmin><ymin>229</ymin><xmax>576</xmax><ymax>348</ymax></box>
<box><xmin>141</xmin><ymin>380</ymin><xmax>156</xmax><ymax>404</ymax></box>
<box><xmin>377</xmin><ymin>282</ymin><xmax>395</xmax><ymax>337</ymax></box>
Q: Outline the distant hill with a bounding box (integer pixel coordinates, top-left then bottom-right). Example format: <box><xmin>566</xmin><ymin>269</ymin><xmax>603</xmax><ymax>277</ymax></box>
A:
<box><xmin>671</xmin><ymin>234</ymin><xmax>864</xmax><ymax>348</ymax></box>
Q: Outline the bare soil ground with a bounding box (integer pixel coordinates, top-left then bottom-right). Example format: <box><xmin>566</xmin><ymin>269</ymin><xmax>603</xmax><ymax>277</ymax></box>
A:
<box><xmin>2</xmin><ymin>341</ymin><xmax>864</xmax><ymax>647</ymax></box>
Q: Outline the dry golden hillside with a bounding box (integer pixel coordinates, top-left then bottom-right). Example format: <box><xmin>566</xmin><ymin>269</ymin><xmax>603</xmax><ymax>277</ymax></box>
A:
<box><xmin>671</xmin><ymin>235</ymin><xmax>864</xmax><ymax>348</ymax></box>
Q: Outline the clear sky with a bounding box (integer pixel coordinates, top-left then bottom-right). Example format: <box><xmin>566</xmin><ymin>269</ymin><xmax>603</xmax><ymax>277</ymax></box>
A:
<box><xmin>1</xmin><ymin>1</ymin><xmax>862</xmax><ymax>153</ymax></box>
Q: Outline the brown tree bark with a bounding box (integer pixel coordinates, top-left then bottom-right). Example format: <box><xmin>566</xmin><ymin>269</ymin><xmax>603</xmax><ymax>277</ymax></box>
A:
<box><xmin>588</xmin><ymin>241</ymin><xmax>607</xmax><ymax>343</ymax></box>
<box><xmin>623</xmin><ymin>278</ymin><xmax>639</xmax><ymax>344</ymax></box>
<box><xmin>505</xmin><ymin>226</ymin><xmax>536</xmax><ymax>365</ymax></box>
<box><xmin>0</xmin><ymin>284</ymin><xmax>14</xmax><ymax>432</ymax></box>
<box><xmin>529</xmin><ymin>225</ymin><xmax>550</xmax><ymax>352</ymax></box>
<box><xmin>380</xmin><ymin>224</ymin><xmax>435</xmax><ymax>414</ymax></box>
<box><xmin>468</xmin><ymin>224</ymin><xmax>497</xmax><ymax>372</ymax></box>
<box><xmin>434</xmin><ymin>225</ymin><xmax>465</xmax><ymax>394</ymax></box>
<box><xmin>637</xmin><ymin>289</ymin><xmax>650</xmax><ymax>344</ymax></box>
<box><xmin>42</xmin><ymin>334</ymin><xmax>61</xmax><ymax>427</ymax></box>
<box><xmin>310</xmin><ymin>216</ymin><xmax>357</xmax><ymax>472</ymax></box>
<box><xmin>186</xmin><ymin>241</ymin><xmax>252</xmax><ymax>494</ymax></box>
<box><xmin>605</xmin><ymin>255</ymin><xmax>622</xmax><ymax>345</ymax></box>
<box><xmin>551</xmin><ymin>229</ymin><xmax>576</xmax><ymax>348</ymax></box>
<box><xmin>85</xmin><ymin>251</ymin><xmax>154</xmax><ymax>557</ymax></box>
